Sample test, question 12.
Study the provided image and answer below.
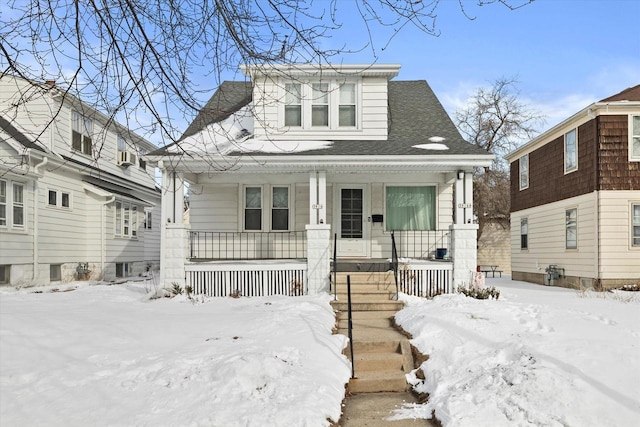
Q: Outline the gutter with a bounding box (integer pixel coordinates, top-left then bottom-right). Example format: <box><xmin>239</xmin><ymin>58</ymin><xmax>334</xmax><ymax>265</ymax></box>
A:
<box><xmin>32</xmin><ymin>156</ymin><xmax>48</xmax><ymax>283</ymax></box>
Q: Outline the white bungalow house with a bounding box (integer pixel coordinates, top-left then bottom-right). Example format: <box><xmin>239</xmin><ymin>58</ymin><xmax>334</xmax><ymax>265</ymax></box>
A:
<box><xmin>0</xmin><ymin>75</ymin><xmax>161</xmax><ymax>286</ymax></box>
<box><xmin>147</xmin><ymin>64</ymin><xmax>493</xmax><ymax>296</ymax></box>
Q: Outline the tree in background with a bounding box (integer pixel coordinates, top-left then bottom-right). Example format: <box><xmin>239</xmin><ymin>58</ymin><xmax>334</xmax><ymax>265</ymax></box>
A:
<box><xmin>1</xmin><ymin>0</ymin><xmax>533</xmax><ymax>152</ymax></box>
<box><xmin>454</xmin><ymin>77</ymin><xmax>544</xmax><ymax>239</ymax></box>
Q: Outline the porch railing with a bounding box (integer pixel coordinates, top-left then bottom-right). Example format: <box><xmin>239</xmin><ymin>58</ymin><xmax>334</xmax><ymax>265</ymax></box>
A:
<box><xmin>391</xmin><ymin>230</ymin><xmax>451</xmax><ymax>260</ymax></box>
<box><xmin>189</xmin><ymin>231</ymin><xmax>307</xmax><ymax>260</ymax></box>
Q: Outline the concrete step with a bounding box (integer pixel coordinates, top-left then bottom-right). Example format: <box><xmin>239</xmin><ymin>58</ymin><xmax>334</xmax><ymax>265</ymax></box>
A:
<box><xmin>347</xmin><ymin>352</ymin><xmax>404</xmax><ymax>372</ymax></box>
<box><xmin>349</xmin><ymin>340</ymin><xmax>401</xmax><ymax>354</ymax></box>
<box><xmin>333</xmin><ymin>272</ymin><xmax>394</xmax><ymax>283</ymax></box>
<box><xmin>337</xmin><ymin>317</ymin><xmax>393</xmax><ymax>329</ymax></box>
<box><xmin>331</xmin><ymin>300</ymin><xmax>404</xmax><ymax>312</ymax></box>
<box><xmin>334</xmin><ymin>291</ymin><xmax>395</xmax><ymax>301</ymax></box>
<box><xmin>333</xmin><ymin>282</ymin><xmax>397</xmax><ymax>292</ymax></box>
<box><xmin>348</xmin><ymin>370</ymin><xmax>408</xmax><ymax>393</ymax></box>
<box><xmin>336</xmin><ymin>310</ymin><xmax>397</xmax><ymax>320</ymax></box>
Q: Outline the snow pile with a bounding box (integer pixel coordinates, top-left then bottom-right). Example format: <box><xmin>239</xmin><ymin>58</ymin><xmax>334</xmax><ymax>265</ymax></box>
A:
<box><xmin>413</xmin><ymin>143</ymin><xmax>449</xmax><ymax>151</ymax></box>
<box><xmin>0</xmin><ymin>283</ymin><xmax>350</xmax><ymax>427</ymax></box>
<box><xmin>393</xmin><ymin>277</ymin><xmax>640</xmax><ymax>426</ymax></box>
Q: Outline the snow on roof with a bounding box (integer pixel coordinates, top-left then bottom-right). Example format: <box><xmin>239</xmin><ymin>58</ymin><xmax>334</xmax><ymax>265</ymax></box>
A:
<box><xmin>169</xmin><ymin>104</ymin><xmax>333</xmax><ymax>155</ymax></box>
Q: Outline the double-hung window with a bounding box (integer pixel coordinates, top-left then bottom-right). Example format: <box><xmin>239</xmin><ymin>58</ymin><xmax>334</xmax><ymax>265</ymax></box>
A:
<box><xmin>0</xmin><ymin>180</ymin><xmax>6</xmax><ymax>226</ymax></box>
<box><xmin>71</xmin><ymin>111</ymin><xmax>93</xmax><ymax>156</ymax></box>
<box><xmin>520</xmin><ymin>218</ymin><xmax>528</xmax><ymax>249</ymax></box>
<box><xmin>564</xmin><ymin>128</ymin><xmax>577</xmax><ymax>173</ymax></box>
<box><xmin>631</xmin><ymin>115</ymin><xmax>640</xmax><ymax>161</ymax></box>
<box><xmin>271</xmin><ymin>187</ymin><xmax>289</xmax><ymax>231</ymax></box>
<box><xmin>0</xmin><ymin>180</ymin><xmax>24</xmax><ymax>228</ymax></box>
<box><xmin>566</xmin><ymin>208</ymin><xmax>577</xmax><ymax>249</ymax></box>
<box><xmin>632</xmin><ymin>204</ymin><xmax>640</xmax><ymax>247</ymax></box>
<box><xmin>284</xmin><ymin>83</ymin><xmax>302</xmax><ymax>127</ymax></box>
<box><xmin>339</xmin><ymin>83</ymin><xmax>356</xmax><ymax>127</ymax></box>
<box><xmin>115</xmin><ymin>200</ymin><xmax>138</xmax><ymax>238</ymax></box>
<box><xmin>144</xmin><ymin>209</ymin><xmax>152</xmax><ymax>229</ymax></box>
<box><xmin>283</xmin><ymin>80</ymin><xmax>358</xmax><ymax>129</ymax></box>
<box><xmin>519</xmin><ymin>154</ymin><xmax>529</xmax><ymax>190</ymax></box>
<box><xmin>244</xmin><ymin>187</ymin><xmax>262</xmax><ymax>231</ymax></box>
<box><xmin>385</xmin><ymin>186</ymin><xmax>436</xmax><ymax>231</ymax></box>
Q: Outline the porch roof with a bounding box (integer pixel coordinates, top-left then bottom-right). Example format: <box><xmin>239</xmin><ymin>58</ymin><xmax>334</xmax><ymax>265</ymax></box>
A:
<box><xmin>147</xmin><ymin>80</ymin><xmax>493</xmax><ymax>169</ymax></box>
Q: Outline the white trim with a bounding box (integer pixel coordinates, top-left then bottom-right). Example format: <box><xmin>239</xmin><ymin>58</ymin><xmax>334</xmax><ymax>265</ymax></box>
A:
<box><xmin>565</xmin><ymin>207</ymin><xmax>578</xmax><ymax>250</ymax></box>
<box><xmin>383</xmin><ymin>184</ymin><xmax>439</xmax><ymax>231</ymax></box>
<box><xmin>630</xmin><ymin>114</ymin><xmax>640</xmax><ymax>162</ymax></box>
<box><xmin>519</xmin><ymin>154</ymin><xmax>529</xmax><ymax>190</ymax></box>
<box><xmin>564</xmin><ymin>128</ymin><xmax>578</xmax><ymax>174</ymax></box>
<box><xmin>631</xmin><ymin>202</ymin><xmax>640</xmax><ymax>248</ymax></box>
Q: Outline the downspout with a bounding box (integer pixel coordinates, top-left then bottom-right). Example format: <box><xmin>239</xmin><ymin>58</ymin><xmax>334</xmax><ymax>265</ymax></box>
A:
<box><xmin>100</xmin><ymin>196</ymin><xmax>116</xmax><ymax>279</ymax></box>
<box><xmin>32</xmin><ymin>156</ymin><xmax>48</xmax><ymax>283</ymax></box>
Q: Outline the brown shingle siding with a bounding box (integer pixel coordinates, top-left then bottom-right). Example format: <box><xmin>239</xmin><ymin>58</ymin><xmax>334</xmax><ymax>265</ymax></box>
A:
<box><xmin>511</xmin><ymin>119</ymin><xmax>597</xmax><ymax>212</ymax></box>
<box><xmin>597</xmin><ymin>115</ymin><xmax>640</xmax><ymax>190</ymax></box>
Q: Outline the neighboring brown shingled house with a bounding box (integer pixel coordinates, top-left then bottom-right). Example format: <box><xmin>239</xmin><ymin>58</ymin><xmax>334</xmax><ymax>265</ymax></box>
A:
<box><xmin>506</xmin><ymin>84</ymin><xmax>640</xmax><ymax>289</ymax></box>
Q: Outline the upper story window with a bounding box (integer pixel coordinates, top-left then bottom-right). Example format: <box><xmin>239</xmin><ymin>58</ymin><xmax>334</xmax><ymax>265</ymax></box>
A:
<box><xmin>284</xmin><ymin>83</ymin><xmax>302</xmax><ymax>127</ymax></box>
<box><xmin>519</xmin><ymin>154</ymin><xmax>529</xmax><ymax>190</ymax></box>
<box><xmin>339</xmin><ymin>83</ymin><xmax>356</xmax><ymax>127</ymax></box>
<box><xmin>71</xmin><ymin>111</ymin><xmax>93</xmax><ymax>156</ymax></box>
<box><xmin>282</xmin><ymin>80</ymin><xmax>359</xmax><ymax>130</ymax></box>
<box><xmin>564</xmin><ymin>128</ymin><xmax>578</xmax><ymax>173</ymax></box>
<box><xmin>138</xmin><ymin>148</ymin><xmax>147</xmax><ymax>169</ymax></box>
<box><xmin>630</xmin><ymin>115</ymin><xmax>640</xmax><ymax>161</ymax></box>
<box><xmin>0</xmin><ymin>180</ymin><xmax>25</xmax><ymax>229</ymax></box>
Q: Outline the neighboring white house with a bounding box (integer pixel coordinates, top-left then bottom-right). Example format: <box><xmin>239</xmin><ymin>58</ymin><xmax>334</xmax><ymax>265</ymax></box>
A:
<box><xmin>506</xmin><ymin>84</ymin><xmax>640</xmax><ymax>289</ymax></box>
<box><xmin>147</xmin><ymin>64</ymin><xmax>494</xmax><ymax>295</ymax></box>
<box><xmin>0</xmin><ymin>75</ymin><xmax>162</xmax><ymax>286</ymax></box>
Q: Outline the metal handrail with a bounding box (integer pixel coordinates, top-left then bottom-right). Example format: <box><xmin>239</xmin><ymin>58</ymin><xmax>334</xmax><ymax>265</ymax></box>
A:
<box><xmin>188</xmin><ymin>230</ymin><xmax>306</xmax><ymax>260</ymax></box>
<box><xmin>332</xmin><ymin>233</ymin><xmax>338</xmax><ymax>301</ymax></box>
<box><xmin>347</xmin><ymin>274</ymin><xmax>355</xmax><ymax>379</ymax></box>
<box><xmin>391</xmin><ymin>231</ymin><xmax>400</xmax><ymax>300</ymax></box>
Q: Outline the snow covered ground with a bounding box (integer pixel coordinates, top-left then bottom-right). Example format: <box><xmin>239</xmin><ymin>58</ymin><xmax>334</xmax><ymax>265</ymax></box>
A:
<box><xmin>0</xmin><ymin>282</ymin><xmax>350</xmax><ymax>427</ymax></box>
<box><xmin>394</xmin><ymin>276</ymin><xmax>640</xmax><ymax>427</ymax></box>
<box><xmin>1</xmin><ymin>277</ymin><xmax>639</xmax><ymax>427</ymax></box>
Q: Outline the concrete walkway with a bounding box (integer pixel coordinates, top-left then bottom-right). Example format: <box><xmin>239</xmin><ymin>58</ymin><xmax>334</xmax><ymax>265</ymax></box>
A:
<box><xmin>331</xmin><ymin>271</ymin><xmax>439</xmax><ymax>426</ymax></box>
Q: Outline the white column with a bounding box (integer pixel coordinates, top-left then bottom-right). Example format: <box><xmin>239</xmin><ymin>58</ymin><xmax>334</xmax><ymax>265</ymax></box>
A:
<box><xmin>464</xmin><ymin>172</ymin><xmax>473</xmax><ymax>224</ymax></box>
<box><xmin>318</xmin><ymin>171</ymin><xmax>327</xmax><ymax>224</ymax></box>
<box><xmin>309</xmin><ymin>172</ymin><xmax>317</xmax><ymax>225</ymax></box>
<box><xmin>306</xmin><ymin>224</ymin><xmax>331</xmax><ymax>295</ymax></box>
<box><xmin>450</xmin><ymin>223</ymin><xmax>479</xmax><ymax>288</ymax></box>
<box><xmin>160</xmin><ymin>169</ymin><xmax>188</xmax><ymax>289</ymax></box>
<box><xmin>455</xmin><ymin>171</ymin><xmax>464</xmax><ymax>224</ymax></box>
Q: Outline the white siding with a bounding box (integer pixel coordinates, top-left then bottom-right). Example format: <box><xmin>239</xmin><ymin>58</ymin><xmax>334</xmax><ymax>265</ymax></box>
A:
<box><xmin>190</xmin><ymin>184</ymin><xmax>239</xmax><ymax>231</ymax></box>
<box><xmin>510</xmin><ymin>193</ymin><xmax>597</xmax><ymax>278</ymax></box>
<box><xmin>598</xmin><ymin>190</ymin><xmax>640</xmax><ymax>279</ymax></box>
<box><xmin>249</xmin><ymin>74</ymin><xmax>389</xmax><ymax>141</ymax></box>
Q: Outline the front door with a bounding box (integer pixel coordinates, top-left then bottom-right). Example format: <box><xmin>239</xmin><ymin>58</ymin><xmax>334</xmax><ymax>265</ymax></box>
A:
<box><xmin>335</xmin><ymin>185</ymin><xmax>369</xmax><ymax>257</ymax></box>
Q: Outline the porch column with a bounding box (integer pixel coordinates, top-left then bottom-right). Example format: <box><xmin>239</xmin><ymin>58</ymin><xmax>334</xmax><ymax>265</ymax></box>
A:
<box><xmin>309</xmin><ymin>171</ymin><xmax>327</xmax><ymax>224</ymax></box>
<box><xmin>306</xmin><ymin>224</ymin><xmax>331</xmax><ymax>295</ymax></box>
<box><xmin>159</xmin><ymin>169</ymin><xmax>188</xmax><ymax>289</ymax></box>
<box><xmin>455</xmin><ymin>170</ymin><xmax>464</xmax><ymax>224</ymax></box>
<box><xmin>464</xmin><ymin>172</ymin><xmax>473</xmax><ymax>224</ymax></box>
<box><xmin>450</xmin><ymin>223</ymin><xmax>479</xmax><ymax>288</ymax></box>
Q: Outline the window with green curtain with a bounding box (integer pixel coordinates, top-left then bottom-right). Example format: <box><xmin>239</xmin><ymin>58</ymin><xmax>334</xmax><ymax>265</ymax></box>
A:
<box><xmin>385</xmin><ymin>186</ymin><xmax>435</xmax><ymax>231</ymax></box>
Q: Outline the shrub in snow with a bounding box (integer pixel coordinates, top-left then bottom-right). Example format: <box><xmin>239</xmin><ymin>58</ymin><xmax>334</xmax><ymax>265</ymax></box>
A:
<box><xmin>457</xmin><ymin>285</ymin><xmax>500</xmax><ymax>300</ymax></box>
<box><xmin>165</xmin><ymin>283</ymin><xmax>183</xmax><ymax>297</ymax></box>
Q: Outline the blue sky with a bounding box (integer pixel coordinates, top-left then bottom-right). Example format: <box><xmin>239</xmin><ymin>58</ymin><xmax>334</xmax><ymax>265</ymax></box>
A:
<box><xmin>304</xmin><ymin>0</ymin><xmax>640</xmax><ymax>132</ymax></box>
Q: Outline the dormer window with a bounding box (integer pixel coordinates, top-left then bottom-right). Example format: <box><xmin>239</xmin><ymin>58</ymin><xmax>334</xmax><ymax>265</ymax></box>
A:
<box><xmin>284</xmin><ymin>83</ymin><xmax>302</xmax><ymax>127</ymax></box>
<box><xmin>339</xmin><ymin>83</ymin><xmax>356</xmax><ymax>126</ymax></box>
<box><xmin>281</xmin><ymin>80</ymin><xmax>359</xmax><ymax>130</ymax></box>
<box><xmin>71</xmin><ymin>111</ymin><xmax>93</xmax><ymax>156</ymax></box>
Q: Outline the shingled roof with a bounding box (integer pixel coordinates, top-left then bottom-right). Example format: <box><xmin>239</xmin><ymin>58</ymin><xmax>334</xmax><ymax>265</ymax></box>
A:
<box><xmin>599</xmin><ymin>84</ymin><xmax>640</xmax><ymax>102</ymax></box>
<box><xmin>0</xmin><ymin>115</ymin><xmax>46</xmax><ymax>152</ymax></box>
<box><xmin>150</xmin><ymin>79</ymin><xmax>488</xmax><ymax>158</ymax></box>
